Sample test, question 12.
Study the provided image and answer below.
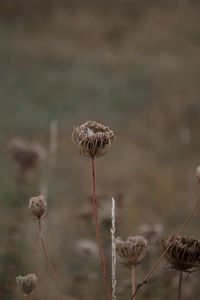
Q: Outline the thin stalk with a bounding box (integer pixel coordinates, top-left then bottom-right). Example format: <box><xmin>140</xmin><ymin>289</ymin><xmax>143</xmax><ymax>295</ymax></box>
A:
<box><xmin>131</xmin><ymin>195</ymin><xmax>200</xmax><ymax>300</ymax></box>
<box><xmin>111</xmin><ymin>198</ymin><xmax>116</xmax><ymax>300</ymax></box>
<box><xmin>178</xmin><ymin>271</ymin><xmax>183</xmax><ymax>300</ymax></box>
<box><xmin>91</xmin><ymin>158</ymin><xmax>112</xmax><ymax>300</ymax></box>
<box><xmin>38</xmin><ymin>218</ymin><xmax>65</xmax><ymax>300</ymax></box>
<box><xmin>131</xmin><ymin>267</ymin><xmax>136</xmax><ymax>300</ymax></box>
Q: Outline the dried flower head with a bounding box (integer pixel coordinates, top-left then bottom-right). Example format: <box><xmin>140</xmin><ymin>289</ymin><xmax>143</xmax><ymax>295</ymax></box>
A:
<box><xmin>196</xmin><ymin>166</ymin><xmax>200</xmax><ymax>184</ymax></box>
<box><xmin>16</xmin><ymin>273</ymin><xmax>37</xmax><ymax>295</ymax></box>
<box><xmin>72</xmin><ymin>120</ymin><xmax>115</xmax><ymax>159</ymax></box>
<box><xmin>8</xmin><ymin>138</ymin><xmax>46</xmax><ymax>174</ymax></box>
<box><xmin>161</xmin><ymin>235</ymin><xmax>200</xmax><ymax>272</ymax></box>
<box><xmin>28</xmin><ymin>195</ymin><xmax>47</xmax><ymax>219</ymax></box>
<box><xmin>116</xmin><ymin>236</ymin><xmax>149</xmax><ymax>268</ymax></box>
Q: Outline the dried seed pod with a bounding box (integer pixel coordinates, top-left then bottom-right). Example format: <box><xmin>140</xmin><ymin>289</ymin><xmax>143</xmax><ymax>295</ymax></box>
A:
<box><xmin>16</xmin><ymin>273</ymin><xmax>37</xmax><ymax>295</ymax></box>
<box><xmin>116</xmin><ymin>236</ymin><xmax>149</xmax><ymax>268</ymax></box>
<box><xmin>8</xmin><ymin>138</ymin><xmax>46</xmax><ymax>174</ymax></box>
<box><xmin>72</xmin><ymin>120</ymin><xmax>115</xmax><ymax>159</ymax></box>
<box><xmin>161</xmin><ymin>235</ymin><xmax>200</xmax><ymax>272</ymax></box>
<box><xmin>28</xmin><ymin>195</ymin><xmax>47</xmax><ymax>219</ymax></box>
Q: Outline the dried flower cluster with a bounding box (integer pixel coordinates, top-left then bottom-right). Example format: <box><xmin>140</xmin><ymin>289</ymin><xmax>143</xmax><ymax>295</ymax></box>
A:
<box><xmin>28</xmin><ymin>195</ymin><xmax>47</xmax><ymax>219</ymax></box>
<box><xmin>161</xmin><ymin>235</ymin><xmax>200</xmax><ymax>272</ymax></box>
<box><xmin>72</xmin><ymin>120</ymin><xmax>115</xmax><ymax>159</ymax></box>
<box><xmin>16</xmin><ymin>273</ymin><xmax>37</xmax><ymax>295</ymax></box>
<box><xmin>116</xmin><ymin>236</ymin><xmax>149</xmax><ymax>268</ymax></box>
<box><xmin>9</xmin><ymin>138</ymin><xmax>46</xmax><ymax>174</ymax></box>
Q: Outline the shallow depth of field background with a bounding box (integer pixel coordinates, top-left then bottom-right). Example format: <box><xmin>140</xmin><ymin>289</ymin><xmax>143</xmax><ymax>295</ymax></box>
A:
<box><xmin>0</xmin><ymin>1</ymin><xmax>200</xmax><ymax>299</ymax></box>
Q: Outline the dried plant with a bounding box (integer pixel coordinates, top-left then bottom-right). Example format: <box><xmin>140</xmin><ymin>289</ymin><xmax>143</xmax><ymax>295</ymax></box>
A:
<box><xmin>162</xmin><ymin>235</ymin><xmax>200</xmax><ymax>300</ymax></box>
<box><xmin>72</xmin><ymin>120</ymin><xmax>115</xmax><ymax>300</ymax></box>
<box><xmin>111</xmin><ymin>198</ymin><xmax>116</xmax><ymax>300</ymax></box>
<box><xmin>28</xmin><ymin>195</ymin><xmax>64</xmax><ymax>300</ymax></box>
<box><xmin>161</xmin><ymin>235</ymin><xmax>200</xmax><ymax>272</ymax></box>
<box><xmin>116</xmin><ymin>236</ymin><xmax>149</xmax><ymax>299</ymax></box>
<box><xmin>72</xmin><ymin>120</ymin><xmax>115</xmax><ymax>159</ymax></box>
<box><xmin>131</xmin><ymin>167</ymin><xmax>200</xmax><ymax>299</ymax></box>
<box><xmin>16</xmin><ymin>273</ymin><xmax>37</xmax><ymax>296</ymax></box>
<box><xmin>28</xmin><ymin>195</ymin><xmax>47</xmax><ymax>219</ymax></box>
<box><xmin>9</xmin><ymin>138</ymin><xmax>46</xmax><ymax>177</ymax></box>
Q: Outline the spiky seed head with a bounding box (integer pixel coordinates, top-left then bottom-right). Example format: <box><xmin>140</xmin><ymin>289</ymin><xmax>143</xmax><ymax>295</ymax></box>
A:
<box><xmin>16</xmin><ymin>273</ymin><xmax>37</xmax><ymax>295</ymax></box>
<box><xmin>161</xmin><ymin>235</ymin><xmax>200</xmax><ymax>272</ymax></box>
<box><xmin>116</xmin><ymin>236</ymin><xmax>149</xmax><ymax>268</ymax></box>
<box><xmin>28</xmin><ymin>195</ymin><xmax>47</xmax><ymax>219</ymax></box>
<box><xmin>196</xmin><ymin>166</ymin><xmax>200</xmax><ymax>184</ymax></box>
<box><xmin>72</xmin><ymin>120</ymin><xmax>115</xmax><ymax>159</ymax></box>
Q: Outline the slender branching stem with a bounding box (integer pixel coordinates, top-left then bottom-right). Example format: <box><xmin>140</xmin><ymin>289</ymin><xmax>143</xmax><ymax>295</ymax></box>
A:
<box><xmin>91</xmin><ymin>158</ymin><xmax>112</xmax><ymax>300</ymax></box>
<box><xmin>131</xmin><ymin>267</ymin><xmax>136</xmax><ymax>300</ymax></box>
<box><xmin>131</xmin><ymin>196</ymin><xmax>200</xmax><ymax>300</ymax></box>
<box><xmin>178</xmin><ymin>271</ymin><xmax>183</xmax><ymax>300</ymax></box>
<box><xmin>38</xmin><ymin>218</ymin><xmax>65</xmax><ymax>300</ymax></box>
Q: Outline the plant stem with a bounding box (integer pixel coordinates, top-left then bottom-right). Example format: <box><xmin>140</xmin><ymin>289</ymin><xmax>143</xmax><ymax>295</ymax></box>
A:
<box><xmin>131</xmin><ymin>267</ymin><xmax>136</xmax><ymax>300</ymax></box>
<box><xmin>91</xmin><ymin>158</ymin><xmax>112</xmax><ymax>300</ymax></box>
<box><xmin>38</xmin><ymin>218</ymin><xmax>65</xmax><ymax>300</ymax></box>
<box><xmin>131</xmin><ymin>195</ymin><xmax>200</xmax><ymax>300</ymax></box>
<box><xmin>178</xmin><ymin>271</ymin><xmax>183</xmax><ymax>300</ymax></box>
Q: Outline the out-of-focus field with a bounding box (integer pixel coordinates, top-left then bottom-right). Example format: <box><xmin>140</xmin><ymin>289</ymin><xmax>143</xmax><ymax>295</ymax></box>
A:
<box><xmin>0</xmin><ymin>1</ymin><xmax>200</xmax><ymax>299</ymax></box>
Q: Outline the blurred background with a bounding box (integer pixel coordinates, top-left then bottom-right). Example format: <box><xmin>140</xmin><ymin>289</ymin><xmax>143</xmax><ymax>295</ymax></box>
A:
<box><xmin>0</xmin><ymin>0</ymin><xmax>200</xmax><ymax>299</ymax></box>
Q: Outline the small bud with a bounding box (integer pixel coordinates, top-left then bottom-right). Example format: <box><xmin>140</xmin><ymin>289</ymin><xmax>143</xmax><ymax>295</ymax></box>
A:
<box><xmin>196</xmin><ymin>166</ymin><xmax>200</xmax><ymax>184</ymax></box>
<box><xmin>16</xmin><ymin>273</ymin><xmax>37</xmax><ymax>295</ymax></box>
<box><xmin>28</xmin><ymin>195</ymin><xmax>47</xmax><ymax>219</ymax></box>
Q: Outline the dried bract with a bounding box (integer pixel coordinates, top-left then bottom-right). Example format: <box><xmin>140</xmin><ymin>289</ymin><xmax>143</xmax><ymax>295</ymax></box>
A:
<box><xmin>72</xmin><ymin>120</ymin><xmax>115</xmax><ymax>159</ymax></box>
<box><xmin>161</xmin><ymin>235</ymin><xmax>200</xmax><ymax>272</ymax></box>
<box><xmin>28</xmin><ymin>195</ymin><xmax>47</xmax><ymax>219</ymax></box>
<box><xmin>116</xmin><ymin>236</ymin><xmax>149</xmax><ymax>268</ymax></box>
<box><xmin>16</xmin><ymin>273</ymin><xmax>37</xmax><ymax>295</ymax></box>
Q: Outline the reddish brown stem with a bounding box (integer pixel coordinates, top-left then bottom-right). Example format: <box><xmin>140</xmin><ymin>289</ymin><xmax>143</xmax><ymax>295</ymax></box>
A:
<box><xmin>178</xmin><ymin>271</ymin><xmax>183</xmax><ymax>300</ymax></box>
<box><xmin>91</xmin><ymin>158</ymin><xmax>112</xmax><ymax>300</ymax></box>
<box><xmin>38</xmin><ymin>219</ymin><xmax>65</xmax><ymax>300</ymax></box>
<box><xmin>131</xmin><ymin>195</ymin><xmax>200</xmax><ymax>300</ymax></box>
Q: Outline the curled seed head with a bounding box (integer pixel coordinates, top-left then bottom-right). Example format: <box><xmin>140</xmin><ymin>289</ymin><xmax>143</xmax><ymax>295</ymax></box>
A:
<box><xmin>116</xmin><ymin>236</ymin><xmax>149</xmax><ymax>268</ymax></box>
<box><xmin>16</xmin><ymin>273</ymin><xmax>37</xmax><ymax>295</ymax></box>
<box><xmin>28</xmin><ymin>195</ymin><xmax>47</xmax><ymax>219</ymax></box>
<box><xmin>72</xmin><ymin>120</ymin><xmax>115</xmax><ymax>159</ymax></box>
<box><xmin>196</xmin><ymin>166</ymin><xmax>200</xmax><ymax>184</ymax></box>
<box><xmin>161</xmin><ymin>235</ymin><xmax>200</xmax><ymax>272</ymax></box>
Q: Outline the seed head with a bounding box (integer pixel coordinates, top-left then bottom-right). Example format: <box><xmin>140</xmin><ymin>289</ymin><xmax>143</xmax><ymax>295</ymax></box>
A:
<box><xmin>28</xmin><ymin>195</ymin><xmax>47</xmax><ymax>219</ymax></box>
<box><xmin>116</xmin><ymin>236</ymin><xmax>149</xmax><ymax>268</ymax></box>
<box><xmin>72</xmin><ymin>120</ymin><xmax>115</xmax><ymax>159</ymax></box>
<box><xmin>8</xmin><ymin>138</ymin><xmax>46</xmax><ymax>174</ymax></box>
<box><xmin>161</xmin><ymin>235</ymin><xmax>200</xmax><ymax>272</ymax></box>
<box><xmin>16</xmin><ymin>273</ymin><xmax>37</xmax><ymax>295</ymax></box>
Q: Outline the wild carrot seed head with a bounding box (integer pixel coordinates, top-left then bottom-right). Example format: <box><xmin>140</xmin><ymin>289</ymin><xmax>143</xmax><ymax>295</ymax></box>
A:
<box><xmin>161</xmin><ymin>235</ymin><xmax>200</xmax><ymax>272</ymax></box>
<box><xmin>72</xmin><ymin>120</ymin><xmax>115</xmax><ymax>159</ymax></box>
<box><xmin>116</xmin><ymin>236</ymin><xmax>149</xmax><ymax>268</ymax></box>
<box><xmin>28</xmin><ymin>195</ymin><xmax>47</xmax><ymax>219</ymax></box>
<box><xmin>16</xmin><ymin>273</ymin><xmax>37</xmax><ymax>295</ymax></box>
